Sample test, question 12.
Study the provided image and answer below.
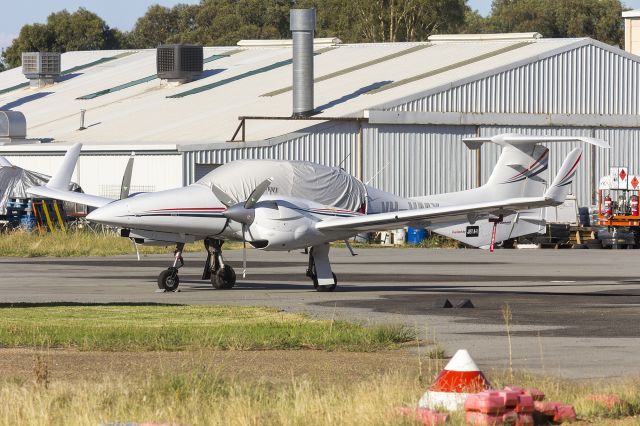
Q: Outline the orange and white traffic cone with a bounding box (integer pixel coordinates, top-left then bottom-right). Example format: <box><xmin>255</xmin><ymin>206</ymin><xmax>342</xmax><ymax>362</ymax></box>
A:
<box><xmin>419</xmin><ymin>349</ymin><xmax>491</xmax><ymax>411</ymax></box>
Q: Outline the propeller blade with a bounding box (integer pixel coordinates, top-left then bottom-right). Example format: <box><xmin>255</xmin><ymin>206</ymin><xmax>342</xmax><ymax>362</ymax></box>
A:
<box><xmin>120</xmin><ymin>154</ymin><xmax>135</xmax><ymax>199</ymax></box>
<box><xmin>244</xmin><ymin>177</ymin><xmax>273</xmax><ymax>209</ymax></box>
<box><xmin>212</xmin><ymin>184</ymin><xmax>237</xmax><ymax>207</ymax></box>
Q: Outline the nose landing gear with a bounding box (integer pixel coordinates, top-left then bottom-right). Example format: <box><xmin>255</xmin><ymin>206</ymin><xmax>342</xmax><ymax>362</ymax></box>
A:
<box><xmin>157</xmin><ymin>243</ymin><xmax>184</xmax><ymax>292</ymax></box>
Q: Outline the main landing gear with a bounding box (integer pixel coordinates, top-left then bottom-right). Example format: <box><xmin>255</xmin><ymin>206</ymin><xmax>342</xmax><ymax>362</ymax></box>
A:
<box><xmin>156</xmin><ymin>239</ymin><xmax>236</xmax><ymax>292</ymax></box>
<box><xmin>202</xmin><ymin>238</ymin><xmax>236</xmax><ymax>289</ymax></box>
<box><xmin>306</xmin><ymin>243</ymin><xmax>338</xmax><ymax>292</ymax></box>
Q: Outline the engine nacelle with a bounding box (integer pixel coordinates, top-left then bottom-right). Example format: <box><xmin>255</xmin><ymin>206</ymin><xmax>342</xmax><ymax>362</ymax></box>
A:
<box><xmin>248</xmin><ymin>199</ymin><xmax>329</xmax><ymax>250</ymax></box>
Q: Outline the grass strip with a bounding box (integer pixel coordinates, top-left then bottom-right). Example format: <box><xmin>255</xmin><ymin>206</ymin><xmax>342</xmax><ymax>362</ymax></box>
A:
<box><xmin>0</xmin><ymin>229</ymin><xmax>206</xmax><ymax>257</ymax></box>
<box><xmin>0</xmin><ymin>367</ymin><xmax>638</xmax><ymax>425</ymax></box>
<box><xmin>0</xmin><ymin>305</ymin><xmax>414</xmax><ymax>351</ymax></box>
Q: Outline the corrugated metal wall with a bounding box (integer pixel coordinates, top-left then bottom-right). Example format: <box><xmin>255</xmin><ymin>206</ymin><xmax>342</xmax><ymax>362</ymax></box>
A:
<box><xmin>391</xmin><ymin>43</ymin><xmax>640</xmax><ymax>115</ymax></box>
<box><xmin>182</xmin><ymin>121</ymin><xmax>360</xmax><ymax>184</ymax></box>
<box><xmin>362</xmin><ymin>124</ymin><xmax>476</xmax><ymax>197</ymax></box>
<box><xmin>183</xmin><ymin>41</ymin><xmax>640</xmax><ymax>207</ymax></box>
<box><xmin>594</xmin><ymin>128</ymin><xmax>640</xmax><ymax>190</ymax></box>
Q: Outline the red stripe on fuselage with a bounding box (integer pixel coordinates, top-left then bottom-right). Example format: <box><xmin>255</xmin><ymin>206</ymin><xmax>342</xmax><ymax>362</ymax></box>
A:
<box><xmin>151</xmin><ymin>207</ymin><xmax>226</xmax><ymax>212</ymax></box>
<box><xmin>508</xmin><ymin>149</ymin><xmax>549</xmax><ymax>180</ymax></box>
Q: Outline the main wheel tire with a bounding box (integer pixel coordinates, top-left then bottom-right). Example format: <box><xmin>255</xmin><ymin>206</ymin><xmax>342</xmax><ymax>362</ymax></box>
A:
<box><xmin>157</xmin><ymin>268</ymin><xmax>180</xmax><ymax>292</ymax></box>
<box><xmin>311</xmin><ymin>273</ymin><xmax>337</xmax><ymax>292</ymax></box>
<box><xmin>211</xmin><ymin>265</ymin><xmax>236</xmax><ymax>289</ymax></box>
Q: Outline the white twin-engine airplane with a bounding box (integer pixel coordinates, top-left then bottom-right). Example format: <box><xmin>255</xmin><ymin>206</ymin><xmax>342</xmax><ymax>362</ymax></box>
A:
<box><xmin>27</xmin><ymin>133</ymin><xmax>608</xmax><ymax>292</ymax></box>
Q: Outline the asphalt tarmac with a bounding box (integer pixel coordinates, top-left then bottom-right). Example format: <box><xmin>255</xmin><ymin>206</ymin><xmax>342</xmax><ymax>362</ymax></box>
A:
<box><xmin>1</xmin><ymin>247</ymin><xmax>639</xmax><ymax>379</ymax></box>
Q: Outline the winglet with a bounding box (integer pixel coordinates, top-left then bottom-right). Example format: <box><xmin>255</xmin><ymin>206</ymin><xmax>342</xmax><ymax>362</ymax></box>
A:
<box><xmin>544</xmin><ymin>147</ymin><xmax>582</xmax><ymax>204</ymax></box>
<box><xmin>0</xmin><ymin>156</ymin><xmax>12</xmax><ymax>167</ymax></box>
<box><xmin>46</xmin><ymin>143</ymin><xmax>82</xmax><ymax>190</ymax></box>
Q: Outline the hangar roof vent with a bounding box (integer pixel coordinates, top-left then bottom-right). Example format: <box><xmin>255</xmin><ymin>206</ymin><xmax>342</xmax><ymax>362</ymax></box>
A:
<box><xmin>157</xmin><ymin>44</ymin><xmax>203</xmax><ymax>84</ymax></box>
<box><xmin>22</xmin><ymin>52</ymin><xmax>61</xmax><ymax>88</ymax></box>
<box><xmin>0</xmin><ymin>110</ymin><xmax>28</xmax><ymax>145</ymax></box>
<box><xmin>428</xmin><ymin>33</ymin><xmax>542</xmax><ymax>42</ymax></box>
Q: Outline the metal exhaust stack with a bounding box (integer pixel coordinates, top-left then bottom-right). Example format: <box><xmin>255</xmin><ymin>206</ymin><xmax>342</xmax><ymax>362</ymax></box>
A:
<box><xmin>290</xmin><ymin>8</ymin><xmax>315</xmax><ymax>117</ymax></box>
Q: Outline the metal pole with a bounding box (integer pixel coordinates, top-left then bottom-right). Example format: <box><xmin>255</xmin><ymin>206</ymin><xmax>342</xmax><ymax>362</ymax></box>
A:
<box><xmin>79</xmin><ymin>109</ymin><xmax>86</xmax><ymax>130</ymax></box>
<box><xmin>475</xmin><ymin>126</ymin><xmax>482</xmax><ymax>188</ymax></box>
<box><xmin>357</xmin><ymin>123</ymin><xmax>363</xmax><ymax>181</ymax></box>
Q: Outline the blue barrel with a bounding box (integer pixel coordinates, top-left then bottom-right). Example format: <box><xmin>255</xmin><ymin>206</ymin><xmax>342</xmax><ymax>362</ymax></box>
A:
<box><xmin>407</xmin><ymin>227</ymin><xmax>428</xmax><ymax>245</ymax></box>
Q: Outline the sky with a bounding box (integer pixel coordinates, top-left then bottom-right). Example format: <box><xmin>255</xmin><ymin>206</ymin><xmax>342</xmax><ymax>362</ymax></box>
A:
<box><xmin>2</xmin><ymin>0</ymin><xmax>640</xmax><ymax>50</ymax></box>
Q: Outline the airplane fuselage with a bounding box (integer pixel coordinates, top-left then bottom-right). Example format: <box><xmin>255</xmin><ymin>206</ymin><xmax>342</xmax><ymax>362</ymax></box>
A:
<box><xmin>86</xmin><ymin>179</ymin><xmax>444</xmax><ymax>251</ymax></box>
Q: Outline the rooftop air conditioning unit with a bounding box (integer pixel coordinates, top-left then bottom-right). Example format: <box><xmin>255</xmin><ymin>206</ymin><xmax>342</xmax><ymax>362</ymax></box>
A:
<box><xmin>157</xmin><ymin>44</ymin><xmax>203</xmax><ymax>84</ymax></box>
<box><xmin>22</xmin><ymin>52</ymin><xmax>61</xmax><ymax>88</ymax></box>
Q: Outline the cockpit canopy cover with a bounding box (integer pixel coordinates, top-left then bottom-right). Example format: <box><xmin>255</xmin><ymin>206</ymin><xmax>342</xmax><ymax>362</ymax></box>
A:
<box><xmin>196</xmin><ymin>160</ymin><xmax>367</xmax><ymax>212</ymax></box>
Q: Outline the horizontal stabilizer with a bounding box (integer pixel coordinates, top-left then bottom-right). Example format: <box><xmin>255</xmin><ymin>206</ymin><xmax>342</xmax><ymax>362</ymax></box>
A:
<box><xmin>27</xmin><ymin>143</ymin><xmax>115</xmax><ymax>208</ymax></box>
<box><xmin>27</xmin><ymin>186</ymin><xmax>114</xmax><ymax>208</ymax></box>
<box><xmin>463</xmin><ymin>133</ymin><xmax>610</xmax><ymax>150</ymax></box>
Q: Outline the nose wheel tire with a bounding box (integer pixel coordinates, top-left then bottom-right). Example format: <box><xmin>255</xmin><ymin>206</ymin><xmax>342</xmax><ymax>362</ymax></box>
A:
<box><xmin>158</xmin><ymin>268</ymin><xmax>180</xmax><ymax>292</ymax></box>
<box><xmin>211</xmin><ymin>265</ymin><xmax>236</xmax><ymax>289</ymax></box>
<box><xmin>311</xmin><ymin>273</ymin><xmax>337</xmax><ymax>292</ymax></box>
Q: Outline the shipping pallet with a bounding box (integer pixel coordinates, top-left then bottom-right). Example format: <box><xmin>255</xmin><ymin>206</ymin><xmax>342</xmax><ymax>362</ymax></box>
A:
<box><xmin>569</xmin><ymin>226</ymin><xmax>597</xmax><ymax>245</ymax></box>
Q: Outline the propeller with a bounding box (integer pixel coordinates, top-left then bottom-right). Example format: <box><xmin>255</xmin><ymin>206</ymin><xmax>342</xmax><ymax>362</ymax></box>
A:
<box><xmin>120</xmin><ymin>153</ymin><xmax>135</xmax><ymax>199</ymax></box>
<box><xmin>119</xmin><ymin>153</ymin><xmax>140</xmax><ymax>260</ymax></box>
<box><xmin>212</xmin><ymin>177</ymin><xmax>274</xmax><ymax>277</ymax></box>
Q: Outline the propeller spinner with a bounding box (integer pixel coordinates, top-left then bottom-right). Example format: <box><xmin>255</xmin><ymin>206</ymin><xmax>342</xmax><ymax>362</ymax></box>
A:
<box><xmin>212</xmin><ymin>177</ymin><xmax>274</xmax><ymax>277</ymax></box>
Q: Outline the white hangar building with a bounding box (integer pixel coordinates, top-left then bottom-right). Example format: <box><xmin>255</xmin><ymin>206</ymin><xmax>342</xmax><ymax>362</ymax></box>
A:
<box><xmin>1</xmin><ymin>32</ymin><xmax>640</xmax><ymax>206</ymax></box>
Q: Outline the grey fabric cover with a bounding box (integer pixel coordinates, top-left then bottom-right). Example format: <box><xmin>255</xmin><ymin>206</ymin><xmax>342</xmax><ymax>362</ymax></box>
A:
<box><xmin>0</xmin><ymin>165</ymin><xmax>81</xmax><ymax>215</ymax></box>
<box><xmin>196</xmin><ymin>160</ymin><xmax>367</xmax><ymax>212</ymax></box>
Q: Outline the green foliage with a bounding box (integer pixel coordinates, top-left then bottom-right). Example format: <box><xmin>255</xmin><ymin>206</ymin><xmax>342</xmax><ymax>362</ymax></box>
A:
<box><xmin>2</xmin><ymin>8</ymin><xmax>124</xmax><ymax>68</ymax></box>
<box><xmin>0</xmin><ymin>0</ymin><xmax>626</xmax><ymax>69</ymax></box>
<box><xmin>0</xmin><ymin>305</ymin><xmax>415</xmax><ymax>351</ymax></box>
<box><xmin>486</xmin><ymin>0</ymin><xmax>624</xmax><ymax>46</ymax></box>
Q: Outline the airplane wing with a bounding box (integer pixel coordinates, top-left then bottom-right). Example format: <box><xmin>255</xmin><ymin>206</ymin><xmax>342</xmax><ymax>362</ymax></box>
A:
<box><xmin>317</xmin><ymin>147</ymin><xmax>582</xmax><ymax>233</ymax></box>
<box><xmin>27</xmin><ymin>143</ymin><xmax>115</xmax><ymax>208</ymax></box>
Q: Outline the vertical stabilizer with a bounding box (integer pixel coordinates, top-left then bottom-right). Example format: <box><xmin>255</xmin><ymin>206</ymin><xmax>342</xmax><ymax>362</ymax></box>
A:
<box><xmin>46</xmin><ymin>143</ymin><xmax>82</xmax><ymax>190</ymax></box>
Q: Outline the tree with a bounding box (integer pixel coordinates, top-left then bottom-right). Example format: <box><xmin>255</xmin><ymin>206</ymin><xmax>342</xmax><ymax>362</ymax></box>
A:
<box><xmin>487</xmin><ymin>0</ymin><xmax>624</xmax><ymax>46</ymax></box>
<box><xmin>2</xmin><ymin>8</ymin><xmax>123</xmax><ymax>68</ymax></box>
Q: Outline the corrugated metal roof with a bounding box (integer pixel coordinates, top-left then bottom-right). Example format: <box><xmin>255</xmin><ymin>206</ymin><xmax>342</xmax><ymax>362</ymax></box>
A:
<box><xmin>0</xmin><ymin>36</ymin><xmax>627</xmax><ymax>149</ymax></box>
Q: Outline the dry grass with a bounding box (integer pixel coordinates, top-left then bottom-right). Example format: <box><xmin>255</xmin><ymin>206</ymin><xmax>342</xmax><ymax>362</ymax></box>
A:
<box><xmin>0</xmin><ymin>229</ymin><xmax>249</xmax><ymax>257</ymax></box>
<box><xmin>0</xmin><ymin>362</ymin><xmax>637</xmax><ymax>426</ymax></box>
<box><xmin>0</xmin><ymin>369</ymin><xmax>424</xmax><ymax>426</ymax></box>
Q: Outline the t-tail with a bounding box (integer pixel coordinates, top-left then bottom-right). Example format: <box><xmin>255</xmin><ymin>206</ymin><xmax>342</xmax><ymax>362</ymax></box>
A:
<box><xmin>415</xmin><ymin>133</ymin><xmax>608</xmax><ymax>248</ymax></box>
<box><xmin>27</xmin><ymin>143</ymin><xmax>115</xmax><ymax>208</ymax></box>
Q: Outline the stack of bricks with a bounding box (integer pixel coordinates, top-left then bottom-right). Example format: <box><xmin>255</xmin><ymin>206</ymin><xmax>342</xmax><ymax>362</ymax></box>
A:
<box><xmin>464</xmin><ymin>388</ymin><xmax>534</xmax><ymax>425</ymax></box>
<box><xmin>464</xmin><ymin>386</ymin><xmax>577</xmax><ymax>425</ymax></box>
